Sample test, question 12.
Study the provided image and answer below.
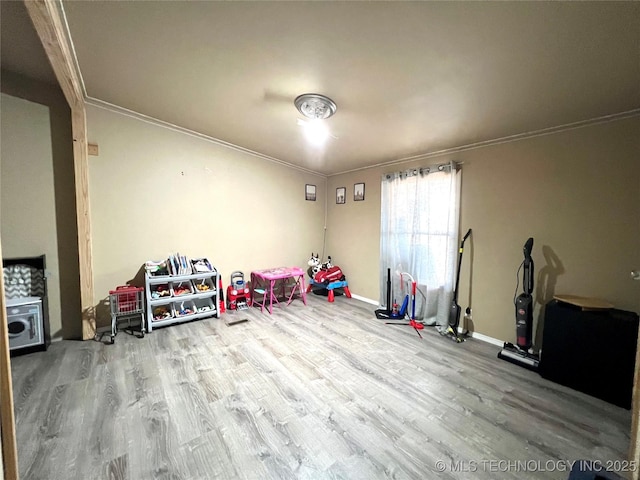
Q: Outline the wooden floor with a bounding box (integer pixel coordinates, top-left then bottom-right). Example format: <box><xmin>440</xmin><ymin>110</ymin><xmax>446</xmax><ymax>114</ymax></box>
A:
<box><xmin>10</xmin><ymin>295</ymin><xmax>631</xmax><ymax>480</ymax></box>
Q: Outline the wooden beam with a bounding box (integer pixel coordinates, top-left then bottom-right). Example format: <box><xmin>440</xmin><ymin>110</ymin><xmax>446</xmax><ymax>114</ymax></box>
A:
<box><xmin>72</xmin><ymin>107</ymin><xmax>96</xmax><ymax>340</ymax></box>
<box><xmin>0</xmin><ymin>243</ymin><xmax>19</xmax><ymax>480</ymax></box>
<box><xmin>23</xmin><ymin>0</ymin><xmax>83</xmax><ymax>110</ymax></box>
<box><xmin>25</xmin><ymin>0</ymin><xmax>95</xmax><ymax>340</ymax></box>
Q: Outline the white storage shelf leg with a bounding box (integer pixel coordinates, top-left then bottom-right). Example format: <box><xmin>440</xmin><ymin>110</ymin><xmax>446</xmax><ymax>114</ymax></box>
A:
<box><xmin>145</xmin><ymin>270</ymin><xmax>219</xmax><ymax>332</ymax></box>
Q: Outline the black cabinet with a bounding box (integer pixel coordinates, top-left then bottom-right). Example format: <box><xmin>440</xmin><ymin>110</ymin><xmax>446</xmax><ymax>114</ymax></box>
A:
<box><xmin>3</xmin><ymin>255</ymin><xmax>50</xmax><ymax>355</ymax></box>
<box><xmin>540</xmin><ymin>300</ymin><xmax>639</xmax><ymax>409</ymax></box>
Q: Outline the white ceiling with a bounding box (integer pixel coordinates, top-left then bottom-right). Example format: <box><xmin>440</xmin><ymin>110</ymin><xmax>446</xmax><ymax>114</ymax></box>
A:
<box><xmin>3</xmin><ymin>1</ymin><xmax>639</xmax><ymax>175</ymax></box>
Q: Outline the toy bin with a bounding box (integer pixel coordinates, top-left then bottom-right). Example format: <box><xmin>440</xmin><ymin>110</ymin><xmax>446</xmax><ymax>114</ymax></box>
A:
<box><xmin>149</xmin><ymin>283</ymin><xmax>171</xmax><ymax>300</ymax></box>
<box><xmin>191</xmin><ymin>258</ymin><xmax>214</xmax><ymax>273</ymax></box>
<box><xmin>193</xmin><ymin>277</ymin><xmax>215</xmax><ymax>294</ymax></box>
<box><xmin>151</xmin><ymin>304</ymin><xmax>173</xmax><ymax>322</ymax></box>
<box><xmin>171</xmin><ymin>280</ymin><xmax>194</xmax><ymax>297</ymax></box>
<box><xmin>193</xmin><ymin>297</ymin><xmax>215</xmax><ymax>314</ymax></box>
<box><xmin>173</xmin><ymin>300</ymin><xmax>196</xmax><ymax>317</ymax></box>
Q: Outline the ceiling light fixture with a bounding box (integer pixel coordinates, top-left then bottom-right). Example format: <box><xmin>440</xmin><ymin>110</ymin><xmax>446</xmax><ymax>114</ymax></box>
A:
<box><xmin>294</xmin><ymin>93</ymin><xmax>337</xmax><ymax>120</ymax></box>
<box><xmin>300</xmin><ymin>119</ymin><xmax>330</xmax><ymax>146</ymax></box>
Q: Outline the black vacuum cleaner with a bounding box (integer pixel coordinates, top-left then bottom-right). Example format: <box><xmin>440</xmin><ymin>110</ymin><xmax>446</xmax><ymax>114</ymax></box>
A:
<box><xmin>444</xmin><ymin>228</ymin><xmax>472</xmax><ymax>342</ymax></box>
<box><xmin>375</xmin><ymin>268</ymin><xmax>393</xmax><ymax>319</ymax></box>
<box><xmin>498</xmin><ymin>237</ymin><xmax>540</xmax><ymax>371</ymax></box>
<box><xmin>375</xmin><ymin>268</ymin><xmax>410</xmax><ymax>320</ymax></box>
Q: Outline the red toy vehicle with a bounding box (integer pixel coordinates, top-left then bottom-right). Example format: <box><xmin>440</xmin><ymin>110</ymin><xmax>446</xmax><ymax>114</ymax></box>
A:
<box><xmin>226</xmin><ymin>271</ymin><xmax>251</xmax><ymax>310</ymax></box>
<box><xmin>314</xmin><ymin>265</ymin><xmax>344</xmax><ymax>284</ymax></box>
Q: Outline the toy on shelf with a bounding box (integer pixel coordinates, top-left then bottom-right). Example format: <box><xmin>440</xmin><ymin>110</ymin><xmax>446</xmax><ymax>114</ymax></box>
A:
<box><xmin>192</xmin><ymin>296</ymin><xmax>215</xmax><ymax>314</ymax></box>
<box><xmin>176</xmin><ymin>301</ymin><xmax>195</xmax><ymax>317</ymax></box>
<box><xmin>145</xmin><ymin>260</ymin><xmax>169</xmax><ymax>276</ymax></box>
<box><xmin>194</xmin><ymin>278</ymin><xmax>212</xmax><ymax>292</ymax></box>
<box><xmin>227</xmin><ymin>271</ymin><xmax>251</xmax><ymax>311</ymax></box>
<box><xmin>150</xmin><ymin>283</ymin><xmax>170</xmax><ymax>299</ymax></box>
<box><xmin>197</xmin><ymin>304</ymin><xmax>212</xmax><ymax>313</ymax></box>
<box><xmin>191</xmin><ymin>257</ymin><xmax>214</xmax><ymax>273</ymax></box>
<box><xmin>306</xmin><ymin>253</ymin><xmax>352</xmax><ymax>303</ymax></box>
<box><xmin>153</xmin><ymin>305</ymin><xmax>172</xmax><ymax>321</ymax></box>
<box><xmin>172</xmin><ymin>281</ymin><xmax>193</xmax><ymax>296</ymax></box>
<box><xmin>167</xmin><ymin>253</ymin><xmax>192</xmax><ymax>276</ymax></box>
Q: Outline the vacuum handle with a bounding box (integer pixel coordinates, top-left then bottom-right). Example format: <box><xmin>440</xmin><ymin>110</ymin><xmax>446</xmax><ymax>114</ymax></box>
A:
<box><xmin>453</xmin><ymin>229</ymin><xmax>471</xmax><ymax>301</ymax></box>
<box><xmin>523</xmin><ymin>237</ymin><xmax>534</xmax><ymax>259</ymax></box>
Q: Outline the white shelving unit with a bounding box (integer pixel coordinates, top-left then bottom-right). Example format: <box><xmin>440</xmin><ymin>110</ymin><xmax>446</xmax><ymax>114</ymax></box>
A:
<box><xmin>145</xmin><ymin>269</ymin><xmax>220</xmax><ymax>332</ymax></box>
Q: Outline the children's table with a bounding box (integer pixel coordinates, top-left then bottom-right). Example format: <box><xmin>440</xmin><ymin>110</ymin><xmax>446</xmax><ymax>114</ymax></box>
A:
<box><xmin>250</xmin><ymin>267</ymin><xmax>307</xmax><ymax>314</ymax></box>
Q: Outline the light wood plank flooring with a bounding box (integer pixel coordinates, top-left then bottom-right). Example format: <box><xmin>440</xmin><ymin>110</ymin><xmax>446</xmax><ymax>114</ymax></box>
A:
<box><xmin>10</xmin><ymin>295</ymin><xmax>631</xmax><ymax>480</ymax></box>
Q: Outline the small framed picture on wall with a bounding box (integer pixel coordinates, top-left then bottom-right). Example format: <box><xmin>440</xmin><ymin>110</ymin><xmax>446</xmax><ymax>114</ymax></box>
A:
<box><xmin>305</xmin><ymin>184</ymin><xmax>316</xmax><ymax>201</ymax></box>
<box><xmin>354</xmin><ymin>182</ymin><xmax>365</xmax><ymax>201</ymax></box>
<box><xmin>336</xmin><ymin>187</ymin><xmax>346</xmax><ymax>204</ymax></box>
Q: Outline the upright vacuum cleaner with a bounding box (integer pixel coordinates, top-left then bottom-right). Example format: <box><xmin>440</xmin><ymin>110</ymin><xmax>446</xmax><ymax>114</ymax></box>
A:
<box><xmin>444</xmin><ymin>228</ymin><xmax>472</xmax><ymax>343</ymax></box>
<box><xmin>375</xmin><ymin>268</ymin><xmax>393</xmax><ymax>319</ymax></box>
<box><xmin>375</xmin><ymin>268</ymin><xmax>410</xmax><ymax>321</ymax></box>
<box><xmin>498</xmin><ymin>237</ymin><xmax>540</xmax><ymax>371</ymax></box>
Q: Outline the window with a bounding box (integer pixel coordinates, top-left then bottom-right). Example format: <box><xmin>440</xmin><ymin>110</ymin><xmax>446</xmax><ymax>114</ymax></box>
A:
<box><xmin>380</xmin><ymin>165</ymin><xmax>460</xmax><ymax>326</ymax></box>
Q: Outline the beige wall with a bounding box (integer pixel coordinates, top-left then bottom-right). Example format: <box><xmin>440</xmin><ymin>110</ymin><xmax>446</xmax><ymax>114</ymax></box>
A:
<box><xmin>3</xmin><ymin>71</ymin><xmax>636</xmax><ymax>343</ymax></box>
<box><xmin>86</xmin><ymin>105</ymin><xmax>326</xmax><ymax>326</ymax></box>
<box><xmin>325</xmin><ymin>169</ymin><xmax>383</xmax><ymax>300</ymax></box>
<box><xmin>327</xmin><ymin>116</ymin><xmax>640</xmax><ymax>344</ymax></box>
<box><xmin>0</xmin><ymin>93</ymin><xmax>64</xmax><ymax>339</ymax></box>
<box><xmin>1</xmin><ymin>71</ymin><xmax>82</xmax><ymax>340</ymax></box>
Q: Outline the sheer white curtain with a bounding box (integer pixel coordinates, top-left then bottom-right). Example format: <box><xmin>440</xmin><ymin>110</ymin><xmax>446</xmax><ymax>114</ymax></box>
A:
<box><xmin>380</xmin><ymin>164</ymin><xmax>461</xmax><ymax>327</ymax></box>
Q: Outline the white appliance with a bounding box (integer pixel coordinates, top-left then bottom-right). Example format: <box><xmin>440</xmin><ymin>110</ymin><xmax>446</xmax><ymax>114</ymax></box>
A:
<box><xmin>6</xmin><ymin>296</ymin><xmax>44</xmax><ymax>351</ymax></box>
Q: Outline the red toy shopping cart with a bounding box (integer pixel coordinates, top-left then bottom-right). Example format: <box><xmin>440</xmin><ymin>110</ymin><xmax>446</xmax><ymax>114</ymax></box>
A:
<box><xmin>108</xmin><ymin>285</ymin><xmax>145</xmax><ymax>344</ymax></box>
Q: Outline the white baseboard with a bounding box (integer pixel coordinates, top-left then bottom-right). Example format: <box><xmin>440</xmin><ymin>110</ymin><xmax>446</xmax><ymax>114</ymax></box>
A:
<box><xmin>461</xmin><ymin>328</ymin><xmax>504</xmax><ymax>347</ymax></box>
<box><xmin>350</xmin><ymin>294</ymin><xmax>505</xmax><ymax>347</ymax></box>
<box><xmin>350</xmin><ymin>294</ymin><xmax>379</xmax><ymax>306</ymax></box>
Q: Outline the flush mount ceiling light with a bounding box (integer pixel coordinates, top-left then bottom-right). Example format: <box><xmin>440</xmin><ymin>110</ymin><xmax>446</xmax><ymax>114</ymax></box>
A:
<box><xmin>298</xmin><ymin>118</ymin><xmax>330</xmax><ymax>146</ymax></box>
<box><xmin>294</xmin><ymin>93</ymin><xmax>337</xmax><ymax>120</ymax></box>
